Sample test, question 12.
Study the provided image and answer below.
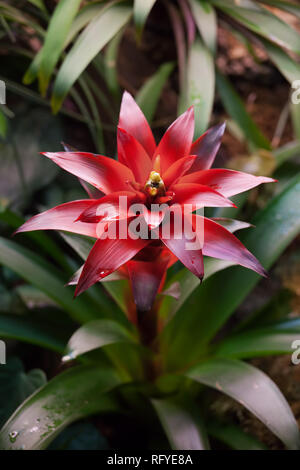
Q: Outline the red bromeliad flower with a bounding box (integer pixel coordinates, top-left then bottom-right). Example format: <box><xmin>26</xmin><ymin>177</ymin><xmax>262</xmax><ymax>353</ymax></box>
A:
<box><xmin>16</xmin><ymin>92</ymin><xmax>274</xmax><ymax>312</ymax></box>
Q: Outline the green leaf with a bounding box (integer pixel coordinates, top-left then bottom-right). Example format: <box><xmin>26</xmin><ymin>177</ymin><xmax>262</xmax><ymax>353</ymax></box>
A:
<box><xmin>258</xmin><ymin>0</ymin><xmax>300</xmax><ymax>17</ymax></box>
<box><xmin>214</xmin><ymin>327</ymin><xmax>300</xmax><ymax>359</ymax></box>
<box><xmin>23</xmin><ymin>2</ymin><xmax>104</xmax><ymax>86</ymax></box>
<box><xmin>152</xmin><ymin>396</ymin><xmax>210</xmax><ymax>450</ymax></box>
<box><xmin>212</xmin><ymin>0</ymin><xmax>300</xmax><ymax>55</ymax></box>
<box><xmin>189</xmin><ymin>0</ymin><xmax>217</xmax><ymax>54</ymax></box>
<box><xmin>186</xmin><ymin>358</ymin><xmax>300</xmax><ymax>449</ymax></box>
<box><xmin>208</xmin><ymin>420</ymin><xmax>267</xmax><ymax>450</ymax></box>
<box><xmin>23</xmin><ymin>50</ymin><xmax>42</xmax><ymax>85</ymax></box>
<box><xmin>161</xmin><ymin>173</ymin><xmax>300</xmax><ymax>369</ymax></box>
<box><xmin>0</xmin><ymin>358</ymin><xmax>46</xmax><ymax>428</ymax></box>
<box><xmin>0</xmin><ymin>237</ymin><xmax>100</xmax><ymax>323</ymax></box>
<box><xmin>0</xmin><ymin>205</ymin><xmax>70</xmax><ymax>272</ymax></box>
<box><xmin>274</xmin><ymin>140</ymin><xmax>300</xmax><ymax>167</ymax></box>
<box><xmin>27</xmin><ymin>0</ymin><xmax>48</xmax><ymax>14</ymax></box>
<box><xmin>216</xmin><ymin>69</ymin><xmax>271</xmax><ymax>150</ymax></box>
<box><xmin>0</xmin><ymin>363</ymin><xmax>122</xmax><ymax>450</ymax></box>
<box><xmin>0</xmin><ymin>109</ymin><xmax>7</xmax><ymax>138</ymax></box>
<box><xmin>136</xmin><ymin>62</ymin><xmax>174</xmax><ymax>123</ymax></box>
<box><xmin>104</xmin><ymin>30</ymin><xmax>123</xmax><ymax>101</ymax></box>
<box><xmin>159</xmin><ymin>258</ymin><xmax>234</xmax><ymax>324</ymax></box>
<box><xmin>180</xmin><ymin>38</ymin><xmax>215</xmax><ymax>138</ymax></box>
<box><xmin>37</xmin><ymin>0</ymin><xmax>82</xmax><ymax>95</ymax></box>
<box><xmin>65</xmin><ymin>3</ymin><xmax>108</xmax><ymax>47</ymax></box>
<box><xmin>63</xmin><ymin>319</ymin><xmax>137</xmax><ymax>362</ymax></box>
<box><xmin>291</xmin><ymin>97</ymin><xmax>300</xmax><ymax>141</ymax></box>
<box><xmin>133</xmin><ymin>0</ymin><xmax>157</xmax><ymax>38</ymax></box>
<box><xmin>51</xmin><ymin>3</ymin><xmax>132</xmax><ymax>113</ymax></box>
<box><xmin>0</xmin><ymin>312</ymin><xmax>68</xmax><ymax>353</ymax></box>
<box><xmin>262</xmin><ymin>39</ymin><xmax>300</xmax><ymax>84</ymax></box>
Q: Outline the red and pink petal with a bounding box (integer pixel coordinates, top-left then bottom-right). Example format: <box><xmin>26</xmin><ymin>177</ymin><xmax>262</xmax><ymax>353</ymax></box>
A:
<box><xmin>15</xmin><ymin>200</ymin><xmax>99</xmax><ymax>238</ymax></box>
<box><xmin>42</xmin><ymin>152</ymin><xmax>134</xmax><ymax>194</ymax></box>
<box><xmin>118</xmin><ymin>91</ymin><xmax>156</xmax><ymax>158</ymax></box>
<box><xmin>180</xmin><ymin>168</ymin><xmax>275</xmax><ymax>197</ymax></box>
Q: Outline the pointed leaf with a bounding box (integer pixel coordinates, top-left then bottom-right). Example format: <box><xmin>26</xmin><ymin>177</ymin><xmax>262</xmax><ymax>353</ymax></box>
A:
<box><xmin>51</xmin><ymin>4</ymin><xmax>132</xmax><ymax>113</ymax></box>
<box><xmin>134</xmin><ymin>0</ymin><xmax>157</xmax><ymax>37</ymax></box>
<box><xmin>136</xmin><ymin>62</ymin><xmax>174</xmax><ymax>123</ymax></box>
<box><xmin>38</xmin><ymin>0</ymin><xmax>82</xmax><ymax>95</ymax></box>
<box><xmin>0</xmin><ymin>313</ymin><xmax>67</xmax><ymax>353</ymax></box>
<box><xmin>0</xmin><ymin>237</ymin><xmax>100</xmax><ymax>323</ymax></box>
<box><xmin>213</xmin><ymin>0</ymin><xmax>300</xmax><ymax>54</ymax></box>
<box><xmin>186</xmin><ymin>358</ymin><xmax>300</xmax><ymax>449</ymax></box>
<box><xmin>0</xmin><ymin>364</ymin><xmax>122</xmax><ymax>450</ymax></box>
<box><xmin>63</xmin><ymin>320</ymin><xmax>137</xmax><ymax>361</ymax></box>
<box><xmin>180</xmin><ymin>39</ymin><xmax>214</xmax><ymax>138</ymax></box>
<box><xmin>189</xmin><ymin>0</ymin><xmax>217</xmax><ymax>54</ymax></box>
<box><xmin>152</xmin><ymin>396</ymin><xmax>210</xmax><ymax>450</ymax></box>
<box><xmin>214</xmin><ymin>326</ymin><xmax>300</xmax><ymax>359</ymax></box>
<box><xmin>216</xmin><ymin>69</ymin><xmax>271</xmax><ymax>150</ymax></box>
<box><xmin>208</xmin><ymin>421</ymin><xmax>267</xmax><ymax>450</ymax></box>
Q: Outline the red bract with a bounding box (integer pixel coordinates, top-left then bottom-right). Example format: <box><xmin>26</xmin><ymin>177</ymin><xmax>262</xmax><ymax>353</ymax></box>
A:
<box><xmin>16</xmin><ymin>91</ymin><xmax>274</xmax><ymax>312</ymax></box>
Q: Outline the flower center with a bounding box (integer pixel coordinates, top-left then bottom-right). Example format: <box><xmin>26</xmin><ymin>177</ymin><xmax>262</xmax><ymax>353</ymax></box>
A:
<box><xmin>145</xmin><ymin>171</ymin><xmax>165</xmax><ymax>197</ymax></box>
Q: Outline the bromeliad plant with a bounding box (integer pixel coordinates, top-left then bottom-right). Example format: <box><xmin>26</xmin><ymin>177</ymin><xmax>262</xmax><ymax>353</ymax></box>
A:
<box><xmin>0</xmin><ymin>93</ymin><xmax>300</xmax><ymax>450</ymax></box>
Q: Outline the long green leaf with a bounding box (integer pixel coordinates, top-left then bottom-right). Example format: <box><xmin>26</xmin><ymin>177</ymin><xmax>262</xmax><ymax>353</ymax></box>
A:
<box><xmin>133</xmin><ymin>0</ymin><xmax>157</xmax><ymax>37</ymax></box>
<box><xmin>104</xmin><ymin>30</ymin><xmax>123</xmax><ymax>101</ymax></box>
<box><xmin>27</xmin><ymin>0</ymin><xmax>48</xmax><ymax>15</ymax></box>
<box><xmin>186</xmin><ymin>358</ymin><xmax>300</xmax><ymax>449</ymax></box>
<box><xmin>208</xmin><ymin>421</ymin><xmax>267</xmax><ymax>450</ymax></box>
<box><xmin>63</xmin><ymin>319</ymin><xmax>137</xmax><ymax>362</ymax></box>
<box><xmin>0</xmin><ymin>205</ymin><xmax>71</xmax><ymax>272</ymax></box>
<box><xmin>51</xmin><ymin>3</ymin><xmax>132</xmax><ymax>113</ymax></box>
<box><xmin>216</xmin><ymin>69</ymin><xmax>271</xmax><ymax>150</ymax></box>
<box><xmin>0</xmin><ymin>364</ymin><xmax>122</xmax><ymax>450</ymax></box>
<box><xmin>189</xmin><ymin>0</ymin><xmax>217</xmax><ymax>54</ymax></box>
<box><xmin>38</xmin><ymin>0</ymin><xmax>82</xmax><ymax>95</ymax></box>
<box><xmin>152</xmin><ymin>396</ymin><xmax>210</xmax><ymax>450</ymax></box>
<box><xmin>0</xmin><ymin>237</ymin><xmax>100</xmax><ymax>323</ymax></box>
<box><xmin>214</xmin><ymin>327</ymin><xmax>300</xmax><ymax>359</ymax></box>
<box><xmin>136</xmin><ymin>62</ymin><xmax>174</xmax><ymax>123</ymax></box>
<box><xmin>258</xmin><ymin>0</ymin><xmax>300</xmax><ymax>17</ymax></box>
<box><xmin>0</xmin><ymin>358</ymin><xmax>46</xmax><ymax>428</ymax></box>
<box><xmin>23</xmin><ymin>2</ymin><xmax>105</xmax><ymax>86</ymax></box>
<box><xmin>180</xmin><ymin>38</ymin><xmax>215</xmax><ymax>138</ymax></box>
<box><xmin>0</xmin><ymin>313</ymin><xmax>68</xmax><ymax>353</ymax></box>
<box><xmin>262</xmin><ymin>39</ymin><xmax>300</xmax><ymax>84</ymax></box>
<box><xmin>212</xmin><ymin>0</ymin><xmax>300</xmax><ymax>55</ymax></box>
<box><xmin>161</xmin><ymin>173</ymin><xmax>300</xmax><ymax>369</ymax></box>
<box><xmin>0</xmin><ymin>109</ymin><xmax>7</xmax><ymax>138</ymax></box>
